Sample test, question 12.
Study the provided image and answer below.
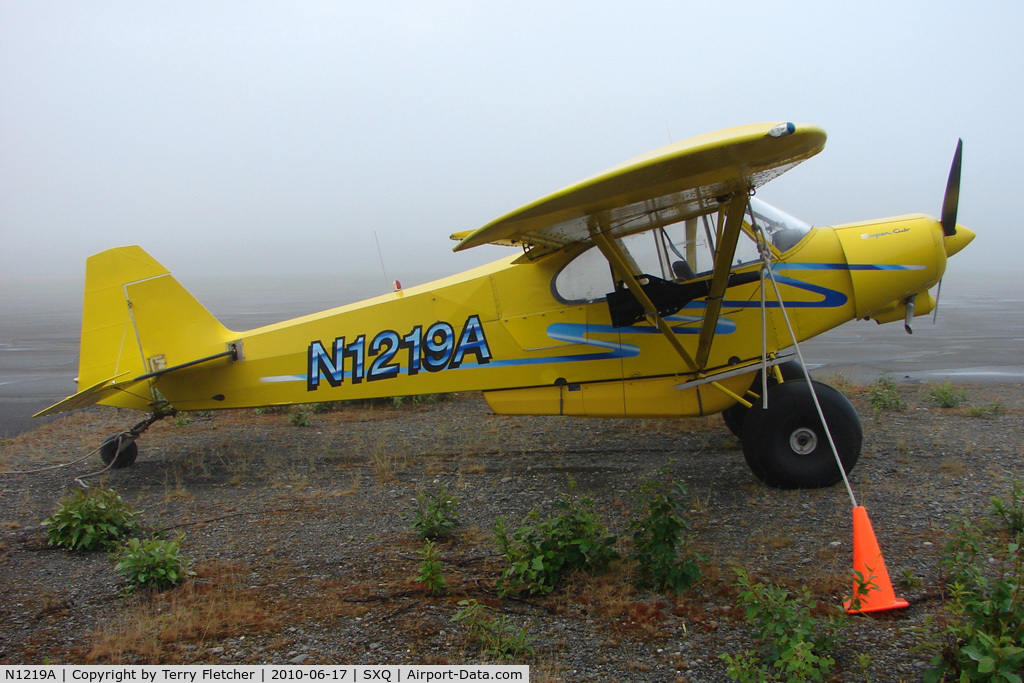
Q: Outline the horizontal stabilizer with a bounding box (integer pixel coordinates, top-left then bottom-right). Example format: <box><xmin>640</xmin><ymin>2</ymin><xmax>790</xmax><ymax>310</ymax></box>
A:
<box><xmin>33</xmin><ymin>373</ymin><xmax>139</xmax><ymax>418</ymax></box>
<box><xmin>34</xmin><ymin>347</ymin><xmax>239</xmax><ymax>418</ymax></box>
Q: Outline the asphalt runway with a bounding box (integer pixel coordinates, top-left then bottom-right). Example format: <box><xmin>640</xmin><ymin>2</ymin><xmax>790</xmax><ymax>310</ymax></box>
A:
<box><xmin>2</xmin><ymin>277</ymin><xmax>1021</xmax><ymax>438</ymax></box>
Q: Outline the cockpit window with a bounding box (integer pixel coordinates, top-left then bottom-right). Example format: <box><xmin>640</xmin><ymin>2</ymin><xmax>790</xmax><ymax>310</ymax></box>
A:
<box><xmin>552</xmin><ymin>198</ymin><xmax>812</xmax><ymax>304</ymax></box>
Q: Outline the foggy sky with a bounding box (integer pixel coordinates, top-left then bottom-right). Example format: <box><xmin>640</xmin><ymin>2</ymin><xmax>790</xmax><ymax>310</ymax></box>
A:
<box><xmin>1</xmin><ymin>1</ymin><xmax>1020</xmax><ymax>290</ymax></box>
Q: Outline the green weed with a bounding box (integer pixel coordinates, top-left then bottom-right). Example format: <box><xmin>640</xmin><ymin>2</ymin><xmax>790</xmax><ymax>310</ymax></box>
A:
<box><xmin>42</xmin><ymin>487</ymin><xmax>139</xmax><ymax>551</ymax></box>
<box><xmin>253</xmin><ymin>405</ymin><xmax>288</xmax><ymax>415</ymax></box>
<box><xmin>494</xmin><ymin>491</ymin><xmax>618</xmax><ymax>595</ymax></box>
<box><xmin>720</xmin><ymin>568</ymin><xmax>845</xmax><ymax>682</ymax></box>
<box><xmin>900</xmin><ymin>568</ymin><xmax>924</xmax><ymax>591</ymax></box>
<box><xmin>915</xmin><ymin>480</ymin><xmax>1024</xmax><ymax>681</ymax></box>
<box><xmin>926</xmin><ymin>381</ymin><xmax>968</xmax><ymax>408</ymax></box>
<box><xmin>416</xmin><ymin>539</ymin><xmax>448</xmax><ymax>595</ymax></box>
<box><xmin>410</xmin><ymin>484</ymin><xmax>460</xmax><ymax>540</ymax></box>
<box><xmin>967</xmin><ymin>401</ymin><xmax>1005</xmax><ymax>418</ymax></box>
<box><xmin>868</xmin><ymin>376</ymin><xmax>904</xmax><ymax>415</ymax></box>
<box><xmin>991</xmin><ymin>475</ymin><xmax>1024</xmax><ymax>537</ymax></box>
<box><xmin>451</xmin><ymin>599</ymin><xmax>534</xmax><ymax>660</ymax></box>
<box><xmin>115</xmin><ymin>535</ymin><xmax>195</xmax><ymax>592</ymax></box>
<box><xmin>627</xmin><ymin>478</ymin><xmax>703</xmax><ymax>595</ymax></box>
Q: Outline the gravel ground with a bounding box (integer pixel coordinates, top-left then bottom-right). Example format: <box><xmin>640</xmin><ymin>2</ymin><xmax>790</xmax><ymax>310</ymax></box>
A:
<box><xmin>0</xmin><ymin>379</ymin><xmax>1021</xmax><ymax>681</ymax></box>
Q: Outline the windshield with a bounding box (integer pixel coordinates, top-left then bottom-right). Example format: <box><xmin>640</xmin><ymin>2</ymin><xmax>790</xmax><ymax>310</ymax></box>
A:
<box><xmin>748</xmin><ymin>197</ymin><xmax>812</xmax><ymax>252</ymax></box>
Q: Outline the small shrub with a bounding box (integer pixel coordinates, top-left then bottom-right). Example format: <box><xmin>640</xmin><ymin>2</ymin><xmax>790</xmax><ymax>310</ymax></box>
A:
<box><xmin>115</xmin><ymin>535</ymin><xmax>195</xmax><ymax>591</ymax></box>
<box><xmin>451</xmin><ymin>599</ymin><xmax>534</xmax><ymax>660</ymax></box>
<box><xmin>967</xmin><ymin>401</ymin><xmax>1005</xmax><ymax>418</ymax></box>
<box><xmin>926</xmin><ymin>381</ymin><xmax>967</xmax><ymax>408</ymax></box>
<box><xmin>720</xmin><ymin>569</ymin><xmax>845</xmax><ymax>682</ymax></box>
<box><xmin>43</xmin><ymin>487</ymin><xmax>139</xmax><ymax>551</ymax></box>
<box><xmin>416</xmin><ymin>539</ymin><xmax>448</xmax><ymax>595</ymax></box>
<box><xmin>991</xmin><ymin>475</ymin><xmax>1024</xmax><ymax>537</ymax></box>
<box><xmin>254</xmin><ymin>405</ymin><xmax>288</xmax><ymax>415</ymax></box>
<box><xmin>627</xmin><ymin>478</ymin><xmax>703</xmax><ymax>594</ymax></box>
<box><xmin>915</xmin><ymin>482</ymin><xmax>1024</xmax><ymax>681</ymax></box>
<box><xmin>494</xmin><ymin>492</ymin><xmax>618</xmax><ymax>595</ymax></box>
<box><xmin>868</xmin><ymin>376</ymin><xmax>904</xmax><ymax>414</ymax></box>
<box><xmin>411</xmin><ymin>484</ymin><xmax>460</xmax><ymax>540</ymax></box>
<box><xmin>289</xmin><ymin>408</ymin><xmax>311</xmax><ymax>427</ymax></box>
<box><xmin>900</xmin><ymin>568</ymin><xmax>924</xmax><ymax>591</ymax></box>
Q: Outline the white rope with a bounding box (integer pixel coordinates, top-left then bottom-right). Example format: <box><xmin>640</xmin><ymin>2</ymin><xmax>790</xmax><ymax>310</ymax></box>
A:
<box><xmin>753</xmin><ymin>220</ymin><xmax>858</xmax><ymax>508</ymax></box>
<box><xmin>1</xmin><ymin>444</ymin><xmax>104</xmax><ymax>475</ymax></box>
<box><xmin>73</xmin><ymin>434</ymin><xmax>125</xmax><ymax>488</ymax></box>
<box><xmin>1</xmin><ymin>432</ymin><xmax>128</xmax><ymax>488</ymax></box>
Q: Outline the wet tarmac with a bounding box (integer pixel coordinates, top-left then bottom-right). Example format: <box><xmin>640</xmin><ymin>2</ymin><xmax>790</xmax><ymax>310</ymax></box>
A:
<box><xmin>2</xmin><ymin>276</ymin><xmax>1021</xmax><ymax>438</ymax></box>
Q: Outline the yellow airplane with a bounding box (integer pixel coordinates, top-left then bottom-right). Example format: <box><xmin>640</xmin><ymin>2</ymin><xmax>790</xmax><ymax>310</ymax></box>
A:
<box><xmin>36</xmin><ymin>122</ymin><xmax>973</xmax><ymax>488</ymax></box>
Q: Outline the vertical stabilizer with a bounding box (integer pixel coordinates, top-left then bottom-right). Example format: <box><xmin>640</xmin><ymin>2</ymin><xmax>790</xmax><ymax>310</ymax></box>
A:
<box><xmin>73</xmin><ymin>246</ymin><xmax>232</xmax><ymax>412</ymax></box>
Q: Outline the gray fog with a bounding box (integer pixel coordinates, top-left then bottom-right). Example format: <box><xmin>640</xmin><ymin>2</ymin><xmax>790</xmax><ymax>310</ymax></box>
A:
<box><xmin>1</xmin><ymin>1</ymin><xmax>1020</xmax><ymax>290</ymax></box>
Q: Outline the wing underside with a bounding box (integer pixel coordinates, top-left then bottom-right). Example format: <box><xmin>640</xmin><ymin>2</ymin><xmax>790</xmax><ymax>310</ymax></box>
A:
<box><xmin>453</xmin><ymin>122</ymin><xmax>826</xmax><ymax>256</ymax></box>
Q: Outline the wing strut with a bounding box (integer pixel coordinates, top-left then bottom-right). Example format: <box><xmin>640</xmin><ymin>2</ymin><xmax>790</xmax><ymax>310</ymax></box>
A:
<box><xmin>588</xmin><ymin>219</ymin><xmax>700</xmax><ymax>373</ymax></box>
<box><xmin>694</xmin><ymin>193</ymin><xmax>751</xmax><ymax>368</ymax></box>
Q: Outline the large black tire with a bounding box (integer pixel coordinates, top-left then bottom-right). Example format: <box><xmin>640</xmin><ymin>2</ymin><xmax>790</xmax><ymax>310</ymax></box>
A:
<box><xmin>740</xmin><ymin>380</ymin><xmax>861</xmax><ymax>489</ymax></box>
<box><xmin>721</xmin><ymin>361</ymin><xmax>807</xmax><ymax>437</ymax></box>
<box><xmin>99</xmin><ymin>433</ymin><xmax>139</xmax><ymax>469</ymax></box>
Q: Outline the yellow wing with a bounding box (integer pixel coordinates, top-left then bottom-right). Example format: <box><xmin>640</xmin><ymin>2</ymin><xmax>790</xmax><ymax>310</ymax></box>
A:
<box><xmin>452</xmin><ymin>122</ymin><xmax>825</xmax><ymax>254</ymax></box>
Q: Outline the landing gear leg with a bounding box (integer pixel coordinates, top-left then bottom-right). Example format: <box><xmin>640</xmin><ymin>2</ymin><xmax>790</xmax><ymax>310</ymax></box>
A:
<box><xmin>98</xmin><ymin>412</ymin><xmax>170</xmax><ymax>469</ymax></box>
<box><xmin>721</xmin><ymin>360</ymin><xmax>806</xmax><ymax>437</ymax></box>
<box><xmin>739</xmin><ymin>380</ymin><xmax>861</xmax><ymax>489</ymax></box>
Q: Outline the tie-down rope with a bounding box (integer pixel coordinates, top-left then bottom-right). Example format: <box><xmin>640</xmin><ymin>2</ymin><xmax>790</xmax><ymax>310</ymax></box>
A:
<box><xmin>751</xmin><ymin>208</ymin><xmax>859</xmax><ymax>508</ymax></box>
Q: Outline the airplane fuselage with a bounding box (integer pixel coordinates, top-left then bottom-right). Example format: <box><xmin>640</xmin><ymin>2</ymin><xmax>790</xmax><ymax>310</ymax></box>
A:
<box><xmin>129</xmin><ymin>212</ymin><xmax>966</xmax><ymax>419</ymax></box>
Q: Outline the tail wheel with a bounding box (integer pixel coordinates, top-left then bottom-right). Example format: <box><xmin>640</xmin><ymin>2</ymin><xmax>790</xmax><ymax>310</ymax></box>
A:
<box><xmin>721</xmin><ymin>360</ymin><xmax>806</xmax><ymax>437</ymax></box>
<box><xmin>99</xmin><ymin>434</ymin><xmax>139</xmax><ymax>469</ymax></box>
<box><xmin>740</xmin><ymin>380</ymin><xmax>861</xmax><ymax>489</ymax></box>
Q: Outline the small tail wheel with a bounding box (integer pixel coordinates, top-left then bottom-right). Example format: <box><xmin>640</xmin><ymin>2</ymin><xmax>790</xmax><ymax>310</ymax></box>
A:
<box><xmin>99</xmin><ymin>433</ymin><xmax>139</xmax><ymax>469</ymax></box>
<box><xmin>721</xmin><ymin>360</ymin><xmax>806</xmax><ymax>437</ymax></box>
<box><xmin>740</xmin><ymin>380</ymin><xmax>861</xmax><ymax>489</ymax></box>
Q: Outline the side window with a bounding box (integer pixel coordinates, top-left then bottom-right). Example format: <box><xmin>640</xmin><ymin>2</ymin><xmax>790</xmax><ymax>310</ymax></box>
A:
<box><xmin>553</xmin><ymin>246</ymin><xmax>614</xmax><ymax>303</ymax></box>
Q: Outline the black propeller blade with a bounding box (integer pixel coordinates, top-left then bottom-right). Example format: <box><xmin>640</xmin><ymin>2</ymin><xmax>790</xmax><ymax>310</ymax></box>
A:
<box><xmin>940</xmin><ymin>139</ymin><xmax>963</xmax><ymax>237</ymax></box>
<box><xmin>934</xmin><ymin>139</ymin><xmax>962</xmax><ymax>324</ymax></box>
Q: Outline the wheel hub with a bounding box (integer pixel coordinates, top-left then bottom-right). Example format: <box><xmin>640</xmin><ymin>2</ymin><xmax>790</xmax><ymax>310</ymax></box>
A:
<box><xmin>789</xmin><ymin>427</ymin><xmax>818</xmax><ymax>455</ymax></box>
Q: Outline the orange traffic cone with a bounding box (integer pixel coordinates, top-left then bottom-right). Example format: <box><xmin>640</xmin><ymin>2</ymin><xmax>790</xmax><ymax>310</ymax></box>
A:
<box><xmin>843</xmin><ymin>505</ymin><xmax>910</xmax><ymax>614</ymax></box>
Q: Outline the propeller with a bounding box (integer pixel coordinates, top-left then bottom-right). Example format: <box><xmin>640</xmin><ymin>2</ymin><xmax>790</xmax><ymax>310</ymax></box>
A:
<box><xmin>934</xmin><ymin>139</ymin><xmax>962</xmax><ymax>323</ymax></box>
<box><xmin>940</xmin><ymin>139</ymin><xmax>963</xmax><ymax>236</ymax></box>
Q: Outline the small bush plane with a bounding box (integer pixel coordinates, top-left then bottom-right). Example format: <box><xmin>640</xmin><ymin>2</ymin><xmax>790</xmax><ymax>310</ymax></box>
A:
<box><xmin>36</xmin><ymin>122</ymin><xmax>973</xmax><ymax>488</ymax></box>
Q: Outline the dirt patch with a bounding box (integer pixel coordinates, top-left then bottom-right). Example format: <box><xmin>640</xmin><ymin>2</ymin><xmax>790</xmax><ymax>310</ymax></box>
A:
<box><xmin>1</xmin><ymin>381</ymin><xmax>1022</xmax><ymax>680</ymax></box>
